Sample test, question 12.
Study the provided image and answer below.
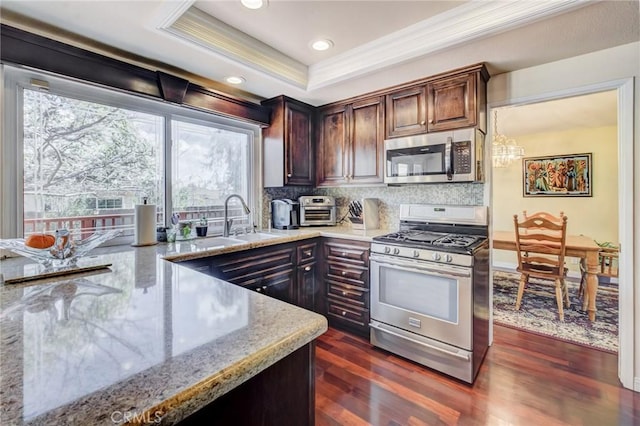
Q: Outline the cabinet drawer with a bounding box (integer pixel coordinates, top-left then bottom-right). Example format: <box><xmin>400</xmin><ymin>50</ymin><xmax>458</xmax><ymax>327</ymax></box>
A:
<box><xmin>327</xmin><ymin>298</ymin><xmax>369</xmax><ymax>327</ymax></box>
<box><xmin>297</xmin><ymin>242</ymin><xmax>317</xmax><ymax>264</ymax></box>
<box><xmin>326</xmin><ymin>262</ymin><xmax>368</xmax><ymax>283</ymax></box>
<box><xmin>324</xmin><ymin>242</ymin><xmax>369</xmax><ymax>266</ymax></box>
<box><xmin>327</xmin><ymin>281</ymin><xmax>367</xmax><ymax>307</ymax></box>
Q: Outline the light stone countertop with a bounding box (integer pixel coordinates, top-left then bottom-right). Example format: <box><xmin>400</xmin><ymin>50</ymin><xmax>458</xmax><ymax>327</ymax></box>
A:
<box><xmin>0</xmin><ymin>229</ymin><xmax>345</xmax><ymax>425</ymax></box>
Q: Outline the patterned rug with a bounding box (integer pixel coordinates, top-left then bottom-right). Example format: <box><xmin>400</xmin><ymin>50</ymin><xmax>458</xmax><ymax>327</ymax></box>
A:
<box><xmin>493</xmin><ymin>271</ymin><xmax>618</xmax><ymax>353</ymax></box>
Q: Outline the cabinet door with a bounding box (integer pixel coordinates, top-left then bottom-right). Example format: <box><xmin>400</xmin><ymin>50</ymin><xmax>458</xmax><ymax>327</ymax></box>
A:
<box><xmin>285</xmin><ymin>101</ymin><xmax>314</xmax><ymax>185</ymax></box>
<box><xmin>262</xmin><ymin>96</ymin><xmax>314</xmax><ymax>187</ymax></box>
<box><xmin>249</xmin><ymin>270</ymin><xmax>296</xmax><ymax>305</ymax></box>
<box><xmin>385</xmin><ymin>86</ymin><xmax>427</xmax><ymax>138</ymax></box>
<box><xmin>349</xmin><ymin>96</ymin><xmax>384</xmax><ymax>184</ymax></box>
<box><xmin>297</xmin><ymin>261</ymin><xmax>317</xmax><ymax>312</ymax></box>
<box><xmin>317</xmin><ymin>103</ymin><xmax>349</xmax><ymax>186</ymax></box>
<box><xmin>427</xmin><ymin>73</ymin><xmax>477</xmax><ymax>132</ymax></box>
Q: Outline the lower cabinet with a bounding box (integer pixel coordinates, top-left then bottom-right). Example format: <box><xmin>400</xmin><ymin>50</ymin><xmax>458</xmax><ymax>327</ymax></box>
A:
<box><xmin>180</xmin><ymin>239</ymin><xmax>319</xmax><ymax>311</ymax></box>
<box><xmin>321</xmin><ymin>238</ymin><xmax>371</xmax><ymax>337</ymax></box>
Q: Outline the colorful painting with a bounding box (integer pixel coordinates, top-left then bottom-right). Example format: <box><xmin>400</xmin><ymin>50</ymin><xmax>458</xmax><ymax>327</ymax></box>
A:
<box><xmin>523</xmin><ymin>153</ymin><xmax>592</xmax><ymax>197</ymax></box>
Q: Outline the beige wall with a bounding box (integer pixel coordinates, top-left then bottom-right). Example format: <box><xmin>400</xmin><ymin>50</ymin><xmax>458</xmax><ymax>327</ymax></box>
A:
<box><xmin>492</xmin><ymin>125</ymin><xmax>618</xmax><ymax>271</ymax></box>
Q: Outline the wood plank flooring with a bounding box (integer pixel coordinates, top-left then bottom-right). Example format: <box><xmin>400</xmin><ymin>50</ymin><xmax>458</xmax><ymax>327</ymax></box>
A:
<box><xmin>315</xmin><ymin>325</ymin><xmax>639</xmax><ymax>425</ymax></box>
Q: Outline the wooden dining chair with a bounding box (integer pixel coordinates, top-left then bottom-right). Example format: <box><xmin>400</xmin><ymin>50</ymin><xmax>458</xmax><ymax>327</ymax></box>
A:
<box><xmin>513</xmin><ymin>212</ymin><xmax>569</xmax><ymax>321</ymax></box>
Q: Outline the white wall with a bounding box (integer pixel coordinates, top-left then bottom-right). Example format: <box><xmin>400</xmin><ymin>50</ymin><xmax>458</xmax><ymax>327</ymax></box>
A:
<box><xmin>487</xmin><ymin>41</ymin><xmax>639</xmax><ymax>391</ymax></box>
<box><xmin>493</xmin><ymin>125</ymin><xmax>618</xmax><ymax>273</ymax></box>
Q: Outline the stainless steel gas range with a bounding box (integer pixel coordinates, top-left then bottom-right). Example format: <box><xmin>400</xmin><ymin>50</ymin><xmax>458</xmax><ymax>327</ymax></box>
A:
<box><xmin>369</xmin><ymin>204</ymin><xmax>489</xmax><ymax>383</ymax></box>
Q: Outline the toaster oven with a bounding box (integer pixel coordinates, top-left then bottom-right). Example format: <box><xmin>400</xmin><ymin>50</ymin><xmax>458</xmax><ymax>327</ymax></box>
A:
<box><xmin>298</xmin><ymin>196</ymin><xmax>336</xmax><ymax>226</ymax></box>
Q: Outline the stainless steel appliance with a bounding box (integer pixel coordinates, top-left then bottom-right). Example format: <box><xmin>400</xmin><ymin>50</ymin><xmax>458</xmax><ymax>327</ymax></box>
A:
<box><xmin>369</xmin><ymin>204</ymin><xmax>489</xmax><ymax>383</ymax></box>
<box><xmin>384</xmin><ymin>127</ymin><xmax>485</xmax><ymax>184</ymax></box>
<box><xmin>271</xmin><ymin>199</ymin><xmax>300</xmax><ymax>230</ymax></box>
<box><xmin>298</xmin><ymin>195</ymin><xmax>336</xmax><ymax>226</ymax></box>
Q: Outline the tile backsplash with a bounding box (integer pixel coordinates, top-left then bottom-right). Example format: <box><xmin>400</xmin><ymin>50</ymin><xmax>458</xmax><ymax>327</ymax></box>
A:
<box><xmin>262</xmin><ymin>183</ymin><xmax>484</xmax><ymax>230</ymax></box>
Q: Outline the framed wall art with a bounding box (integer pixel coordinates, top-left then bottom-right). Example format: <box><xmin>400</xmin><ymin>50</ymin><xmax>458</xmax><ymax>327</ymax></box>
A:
<box><xmin>523</xmin><ymin>153</ymin><xmax>592</xmax><ymax>197</ymax></box>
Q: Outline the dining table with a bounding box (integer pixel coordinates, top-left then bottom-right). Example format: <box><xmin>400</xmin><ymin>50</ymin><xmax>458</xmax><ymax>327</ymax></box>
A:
<box><xmin>492</xmin><ymin>230</ymin><xmax>601</xmax><ymax>321</ymax></box>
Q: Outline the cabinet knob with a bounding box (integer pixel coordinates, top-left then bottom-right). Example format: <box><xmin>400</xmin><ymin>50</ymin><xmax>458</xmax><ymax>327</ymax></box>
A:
<box><xmin>304</xmin><ymin>250</ymin><xmax>312</xmax><ymax>257</ymax></box>
<box><xmin>341</xmin><ymin>271</ymin><xmax>347</xmax><ymax>276</ymax></box>
<box><xmin>421</xmin><ymin>120</ymin><xmax>426</xmax><ymax>125</ymax></box>
<box><xmin>262</xmin><ymin>285</ymin><xmax>268</xmax><ymax>290</ymax></box>
<box><xmin>428</xmin><ymin>119</ymin><xmax>433</xmax><ymax>124</ymax></box>
<box><xmin>341</xmin><ymin>252</ymin><xmax>347</xmax><ymax>256</ymax></box>
<box><xmin>341</xmin><ymin>311</ymin><xmax>346</xmax><ymax>316</ymax></box>
<box><xmin>256</xmin><ymin>288</ymin><xmax>262</xmax><ymax>293</ymax></box>
<box><xmin>342</xmin><ymin>291</ymin><xmax>347</xmax><ymax>296</ymax></box>
<box><xmin>287</xmin><ymin>173</ymin><xmax>292</xmax><ymax>177</ymax></box>
<box><xmin>304</xmin><ymin>266</ymin><xmax>311</xmax><ymax>271</ymax></box>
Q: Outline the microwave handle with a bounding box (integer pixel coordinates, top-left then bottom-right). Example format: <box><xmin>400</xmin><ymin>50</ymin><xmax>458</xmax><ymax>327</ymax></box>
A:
<box><xmin>445</xmin><ymin>137</ymin><xmax>453</xmax><ymax>180</ymax></box>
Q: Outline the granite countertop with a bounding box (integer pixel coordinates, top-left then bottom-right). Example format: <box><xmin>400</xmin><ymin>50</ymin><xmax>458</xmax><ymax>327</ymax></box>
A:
<box><xmin>0</xmin><ymin>232</ymin><xmax>334</xmax><ymax>425</ymax></box>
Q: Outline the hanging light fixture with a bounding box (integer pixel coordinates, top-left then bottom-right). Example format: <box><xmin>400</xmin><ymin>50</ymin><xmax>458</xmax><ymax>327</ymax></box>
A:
<box><xmin>492</xmin><ymin>109</ymin><xmax>525</xmax><ymax>168</ymax></box>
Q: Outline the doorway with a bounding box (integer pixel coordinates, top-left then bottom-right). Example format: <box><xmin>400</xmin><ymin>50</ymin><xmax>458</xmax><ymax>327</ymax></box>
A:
<box><xmin>488</xmin><ymin>80</ymin><xmax>634</xmax><ymax>390</ymax></box>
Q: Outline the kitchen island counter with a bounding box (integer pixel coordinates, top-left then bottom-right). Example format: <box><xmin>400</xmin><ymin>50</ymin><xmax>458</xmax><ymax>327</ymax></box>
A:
<box><xmin>0</xmin><ymin>244</ymin><xmax>327</xmax><ymax>425</ymax></box>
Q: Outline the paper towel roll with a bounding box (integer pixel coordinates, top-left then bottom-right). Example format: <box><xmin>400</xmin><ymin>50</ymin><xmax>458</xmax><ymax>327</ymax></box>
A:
<box><xmin>132</xmin><ymin>204</ymin><xmax>157</xmax><ymax>246</ymax></box>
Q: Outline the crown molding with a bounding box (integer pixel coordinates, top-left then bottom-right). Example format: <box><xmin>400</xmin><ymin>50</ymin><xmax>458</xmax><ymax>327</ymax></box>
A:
<box><xmin>159</xmin><ymin>6</ymin><xmax>307</xmax><ymax>89</ymax></box>
<box><xmin>307</xmin><ymin>0</ymin><xmax>592</xmax><ymax>90</ymax></box>
<box><xmin>154</xmin><ymin>0</ymin><xmax>591</xmax><ymax>92</ymax></box>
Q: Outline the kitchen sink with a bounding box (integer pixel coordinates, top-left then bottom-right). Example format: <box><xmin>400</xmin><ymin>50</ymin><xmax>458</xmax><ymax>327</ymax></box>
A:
<box><xmin>232</xmin><ymin>232</ymin><xmax>280</xmax><ymax>242</ymax></box>
<box><xmin>196</xmin><ymin>236</ymin><xmax>245</xmax><ymax>248</ymax></box>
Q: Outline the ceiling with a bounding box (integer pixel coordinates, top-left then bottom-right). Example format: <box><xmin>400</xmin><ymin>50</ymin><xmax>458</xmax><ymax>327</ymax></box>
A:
<box><xmin>0</xmin><ymin>0</ymin><xmax>636</xmax><ymax>133</ymax></box>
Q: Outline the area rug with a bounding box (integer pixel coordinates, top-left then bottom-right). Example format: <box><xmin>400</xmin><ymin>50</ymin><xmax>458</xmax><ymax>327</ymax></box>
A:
<box><xmin>493</xmin><ymin>271</ymin><xmax>618</xmax><ymax>353</ymax></box>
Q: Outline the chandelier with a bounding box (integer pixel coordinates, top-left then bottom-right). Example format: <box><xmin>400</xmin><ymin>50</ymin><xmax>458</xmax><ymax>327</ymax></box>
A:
<box><xmin>492</xmin><ymin>109</ymin><xmax>524</xmax><ymax>168</ymax></box>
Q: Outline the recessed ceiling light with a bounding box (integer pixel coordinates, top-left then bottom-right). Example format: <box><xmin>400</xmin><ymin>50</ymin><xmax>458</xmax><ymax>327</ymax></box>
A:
<box><xmin>310</xmin><ymin>39</ymin><xmax>334</xmax><ymax>51</ymax></box>
<box><xmin>241</xmin><ymin>0</ymin><xmax>267</xmax><ymax>9</ymax></box>
<box><xmin>225</xmin><ymin>76</ymin><xmax>246</xmax><ymax>85</ymax></box>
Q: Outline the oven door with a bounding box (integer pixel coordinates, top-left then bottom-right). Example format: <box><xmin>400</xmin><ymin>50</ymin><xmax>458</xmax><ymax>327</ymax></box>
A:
<box><xmin>370</xmin><ymin>253</ymin><xmax>473</xmax><ymax>350</ymax></box>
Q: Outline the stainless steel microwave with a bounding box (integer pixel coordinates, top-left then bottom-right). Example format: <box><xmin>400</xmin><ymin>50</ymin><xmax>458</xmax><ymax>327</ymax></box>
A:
<box><xmin>384</xmin><ymin>128</ymin><xmax>484</xmax><ymax>184</ymax></box>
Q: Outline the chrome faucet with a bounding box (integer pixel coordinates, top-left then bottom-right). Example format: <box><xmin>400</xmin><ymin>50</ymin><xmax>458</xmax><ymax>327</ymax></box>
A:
<box><xmin>223</xmin><ymin>194</ymin><xmax>251</xmax><ymax>237</ymax></box>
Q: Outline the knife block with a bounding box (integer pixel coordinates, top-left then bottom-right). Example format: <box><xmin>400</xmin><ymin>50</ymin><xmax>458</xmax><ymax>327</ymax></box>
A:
<box><xmin>352</xmin><ymin>198</ymin><xmax>379</xmax><ymax>230</ymax></box>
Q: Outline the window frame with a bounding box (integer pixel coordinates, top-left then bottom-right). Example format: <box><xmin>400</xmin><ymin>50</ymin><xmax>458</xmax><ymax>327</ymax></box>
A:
<box><xmin>1</xmin><ymin>65</ymin><xmax>261</xmax><ymax>243</ymax></box>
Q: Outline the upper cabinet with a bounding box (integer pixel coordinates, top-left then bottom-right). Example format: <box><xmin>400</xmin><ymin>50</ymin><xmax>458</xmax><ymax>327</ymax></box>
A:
<box><xmin>385</xmin><ymin>64</ymin><xmax>489</xmax><ymax>138</ymax></box>
<box><xmin>262</xmin><ymin>96</ymin><xmax>315</xmax><ymax>187</ymax></box>
<box><xmin>317</xmin><ymin>96</ymin><xmax>384</xmax><ymax>187</ymax></box>
<box><xmin>385</xmin><ymin>86</ymin><xmax>427</xmax><ymax>138</ymax></box>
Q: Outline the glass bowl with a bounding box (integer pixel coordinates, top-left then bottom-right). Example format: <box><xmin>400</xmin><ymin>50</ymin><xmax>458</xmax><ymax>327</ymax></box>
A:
<box><xmin>0</xmin><ymin>229</ymin><xmax>122</xmax><ymax>269</ymax></box>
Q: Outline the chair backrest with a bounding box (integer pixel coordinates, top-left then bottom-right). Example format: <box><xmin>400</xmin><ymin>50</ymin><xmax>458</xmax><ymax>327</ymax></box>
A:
<box><xmin>513</xmin><ymin>213</ymin><xmax>568</xmax><ymax>278</ymax></box>
<box><xmin>522</xmin><ymin>211</ymin><xmax>565</xmax><ymax>231</ymax></box>
<box><xmin>598</xmin><ymin>246</ymin><xmax>619</xmax><ymax>278</ymax></box>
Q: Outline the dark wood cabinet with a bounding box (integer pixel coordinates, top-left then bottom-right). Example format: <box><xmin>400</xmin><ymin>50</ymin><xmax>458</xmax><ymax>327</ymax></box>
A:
<box><xmin>385</xmin><ymin>86</ymin><xmax>427</xmax><ymax>138</ymax></box>
<box><xmin>321</xmin><ymin>238</ymin><xmax>371</xmax><ymax>337</ymax></box>
<box><xmin>297</xmin><ymin>241</ymin><xmax>319</xmax><ymax>312</ymax></box>
<box><xmin>262</xmin><ymin>96</ymin><xmax>315</xmax><ymax>187</ymax></box>
<box><xmin>384</xmin><ymin>64</ymin><xmax>489</xmax><ymax>137</ymax></box>
<box><xmin>180</xmin><ymin>239</ymin><xmax>320</xmax><ymax>310</ymax></box>
<box><xmin>317</xmin><ymin>96</ymin><xmax>384</xmax><ymax>186</ymax></box>
<box><xmin>427</xmin><ymin>71</ymin><xmax>481</xmax><ymax>132</ymax></box>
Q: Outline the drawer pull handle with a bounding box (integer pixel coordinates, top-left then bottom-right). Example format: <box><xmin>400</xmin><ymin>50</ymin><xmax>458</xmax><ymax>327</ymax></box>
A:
<box><xmin>341</xmin><ymin>252</ymin><xmax>347</xmax><ymax>256</ymax></box>
<box><xmin>342</xmin><ymin>291</ymin><xmax>347</xmax><ymax>296</ymax></box>
<box><xmin>304</xmin><ymin>266</ymin><xmax>311</xmax><ymax>271</ymax></box>
<box><xmin>341</xmin><ymin>311</ymin><xmax>346</xmax><ymax>316</ymax></box>
<box><xmin>341</xmin><ymin>271</ymin><xmax>347</xmax><ymax>276</ymax></box>
<box><xmin>304</xmin><ymin>250</ymin><xmax>312</xmax><ymax>257</ymax></box>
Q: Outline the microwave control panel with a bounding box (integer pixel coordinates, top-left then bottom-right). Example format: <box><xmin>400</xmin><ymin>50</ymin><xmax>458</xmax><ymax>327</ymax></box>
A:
<box><xmin>452</xmin><ymin>141</ymin><xmax>472</xmax><ymax>174</ymax></box>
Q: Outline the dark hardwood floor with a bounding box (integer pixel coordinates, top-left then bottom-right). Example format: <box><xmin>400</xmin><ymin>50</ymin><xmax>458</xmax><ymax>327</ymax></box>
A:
<box><xmin>315</xmin><ymin>325</ymin><xmax>639</xmax><ymax>425</ymax></box>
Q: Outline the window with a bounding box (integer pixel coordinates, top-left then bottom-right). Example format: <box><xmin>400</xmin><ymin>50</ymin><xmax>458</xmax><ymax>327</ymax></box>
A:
<box><xmin>1</xmin><ymin>66</ymin><xmax>259</xmax><ymax>242</ymax></box>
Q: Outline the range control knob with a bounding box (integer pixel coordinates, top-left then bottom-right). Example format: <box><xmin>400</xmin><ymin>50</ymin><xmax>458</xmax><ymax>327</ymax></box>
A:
<box><xmin>432</xmin><ymin>252</ymin><xmax>441</xmax><ymax>261</ymax></box>
<box><xmin>413</xmin><ymin>250</ymin><xmax>420</xmax><ymax>258</ymax></box>
<box><xmin>393</xmin><ymin>248</ymin><xmax>400</xmax><ymax>255</ymax></box>
<box><xmin>444</xmin><ymin>254</ymin><xmax>453</xmax><ymax>263</ymax></box>
<box><xmin>384</xmin><ymin>246</ymin><xmax>391</xmax><ymax>254</ymax></box>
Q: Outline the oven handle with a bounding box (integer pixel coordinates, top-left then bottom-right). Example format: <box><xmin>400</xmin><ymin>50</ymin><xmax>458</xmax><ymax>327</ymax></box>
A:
<box><xmin>370</xmin><ymin>256</ymin><xmax>471</xmax><ymax>278</ymax></box>
<box><xmin>370</xmin><ymin>322</ymin><xmax>470</xmax><ymax>361</ymax></box>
